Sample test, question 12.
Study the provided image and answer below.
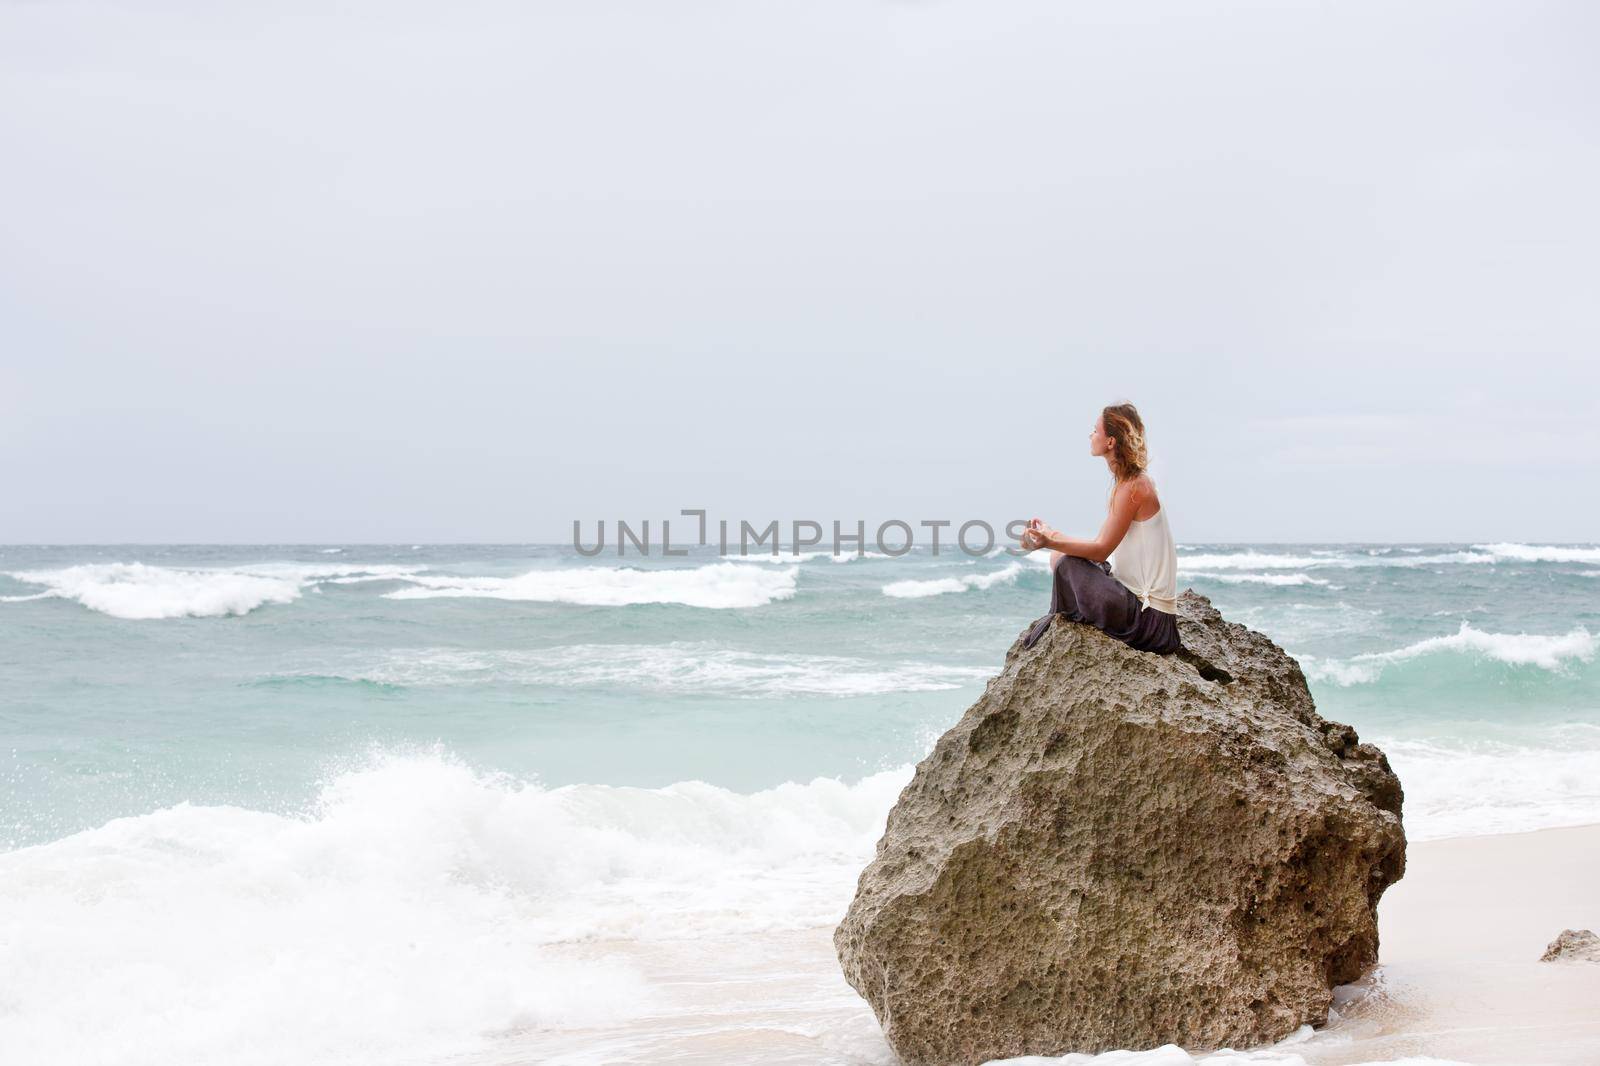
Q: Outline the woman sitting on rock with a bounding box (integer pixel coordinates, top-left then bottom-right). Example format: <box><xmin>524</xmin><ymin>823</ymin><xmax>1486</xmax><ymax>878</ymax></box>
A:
<box><xmin>1018</xmin><ymin>402</ymin><xmax>1182</xmax><ymax>655</ymax></box>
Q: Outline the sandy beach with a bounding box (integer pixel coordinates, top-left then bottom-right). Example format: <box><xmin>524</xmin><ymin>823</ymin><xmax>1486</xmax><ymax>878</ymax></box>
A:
<box><xmin>508</xmin><ymin>823</ymin><xmax>1600</xmax><ymax>1065</ymax></box>
<box><xmin>1296</xmin><ymin>822</ymin><xmax>1600</xmax><ymax>1065</ymax></box>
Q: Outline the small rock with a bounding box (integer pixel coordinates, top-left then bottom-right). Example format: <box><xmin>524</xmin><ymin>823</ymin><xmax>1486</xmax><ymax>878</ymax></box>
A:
<box><xmin>1541</xmin><ymin>929</ymin><xmax>1600</xmax><ymax>962</ymax></box>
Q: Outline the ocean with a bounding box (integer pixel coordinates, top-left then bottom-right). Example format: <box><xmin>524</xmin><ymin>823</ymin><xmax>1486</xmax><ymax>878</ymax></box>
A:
<box><xmin>2</xmin><ymin>542</ymin><xmax>1597</xmax><ymax>1065</ymax></box>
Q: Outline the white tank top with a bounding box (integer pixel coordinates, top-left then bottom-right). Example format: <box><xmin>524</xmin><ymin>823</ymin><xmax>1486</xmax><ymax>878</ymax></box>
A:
<box><xmin>1109</xmin><ymin>504</ymin><xmax>1178</xmax><ymax>614</ymax></box>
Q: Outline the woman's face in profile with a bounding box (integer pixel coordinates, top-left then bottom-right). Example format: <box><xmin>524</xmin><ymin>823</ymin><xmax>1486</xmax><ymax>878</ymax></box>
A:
<box><xmin>1089</xmin><ymin>415</ymin><xmax>1110</xmax><ymax>457</ymax></box>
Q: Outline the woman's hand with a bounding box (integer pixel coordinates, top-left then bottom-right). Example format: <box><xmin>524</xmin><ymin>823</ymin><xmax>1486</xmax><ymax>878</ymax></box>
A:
<box><xmin>1020</xmin><ymin>517</ymin><xmax>1058</xmax><ymax>551</ymax></box>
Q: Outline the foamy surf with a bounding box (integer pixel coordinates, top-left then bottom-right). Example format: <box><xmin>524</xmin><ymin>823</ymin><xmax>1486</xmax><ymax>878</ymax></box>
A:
<box><xmin>1177</xmin><ymin>550</ymin><xmax>1493</xmax><ymax>571</ymax></box>
<box><xmin>312</xmin><ymin>643</ymin><xmax>992</xmax><ymax>697</ymax></box>
<box><xmin>381</xmin><ymin>561</ymin><xmax>798</xmax><ymax>608</ymax></box>
<box><xmin>985</xmin><ymin>1034</ymin><xmax>1469</xmax><ymax>1065</ymax></box>
<box><xmin>1</xmin><ymin>562</ymin><xmax>427</xmax><ymax>620</ymax></box>
<box><xmin>1297</xmin><ymin>622</ymin><xmax>1595</xmax><ymax>686</ymax></box>
<box><xmin>1178</xmin><ymin>551</ymin><xmax>1337</xmax><ymax>571</ymax></box>
<box><xmin>0</xmin><ymin>739</ymin><xmax>1578</xmax><ymax>1066</ymax></box>
<box><xmin>1183</xmin><ymin>572</ymin><xmax>1332</xmax><ymax>586</ymax></box>
<box><xmin>0</xmin><ymin>749</ymin><xmax>909</xmax><ymax>1066</ymax></box>
<box><xmin>1377</xmin><ymin>726</ymin><xmax>1600</xmax><ymax>840</ymax></box>
<box><xmin>1178</xmin><ymin>543</ymin><xmax>1600</xmax><ymax>572</ymax></box>
<box><xmin>1470</xmin><ymin>542</ymin><xmax>1600</xmax><ymax>564</ymax></box>
<box><xmin>883</xmin><ymin>562</ymin><xmax>1024</xmax><ymax>599</ymax></box>
<box><xmin>3</xmin><ymin>563</ymin><xmax>301</xmax><ymax>620</ymax></box>
<box><xmin>723</xmin><ymin>550</ymin><xmax>834</xmax><ymax>563</ymax></box>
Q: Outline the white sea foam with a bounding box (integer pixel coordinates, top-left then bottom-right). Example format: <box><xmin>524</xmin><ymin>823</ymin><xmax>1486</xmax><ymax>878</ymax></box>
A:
<box><xmin>4</xmin><ymin>563</ymin><xmax>302</xmax><ymax>620</ymax></box>
<box><xmin>883</xmin><ymin>562</ymin><xmax>1024</xmax><ymax>599</ymax></box>
<box><xmin>1471</xmin><ymin>541</ymin><xmax>1600</xmax><ymax>564</ymax></box>
<box><xmin>1378</xmin><ymin>728</ymin><xmax>1600</xmax><ymax>841</ymax></box>
<box><xmin>237</xmin><ymin>562</ymin><xmax>425</xmax><ymax>581</ymax></box>
<box><xmin>725</xmin><ymin>550</ymin><xmax>833</xmax><ymax>564</ymax></box>
<box><xmin>1178</xmin><ymin>551</ymin><xmax>1340</xmax><ymax>570</ymax></box>
<box><xmin>1384</xmin><ymin>551</ymin><xmax>1501</xmax><ymax>567</ymax></box>
<box><xmin>1183</xmin><ymin>572</ymin><xmax>1332</xmax><ymax>587</ymax></box>
<box><xmin>724</xmin><ymin>550</ymin><xmax>895</xmax><ymax>564</ymax></box>
<box><xmin>987</xmin><ymin>1036</ymin><xmax>1467</xmax><ymax>1065</ymax></box>
<box><xmin>2</xmin><ymin>562</ymin><xmax>426</xmax><ymax>620</ymax></box>
<box><xmin>0</xmin><ymin>750</ymin><xmax>909</xmax><ymax>1066</ymax></box>
<box><xmin>1181</xmin><ymin>543</ymin><xmax>1600</xmax><ymax>572</ymax></box>
<box><xmin>0</xmin><ymin>591</ymin><xmax>55</xmax><ymax>603</ymax></box>
<box><xmin>333</xmin><ymin>644</ymin><xmax>991</xmax><ymax>697</ymax></box>
<box><xmin>0</xmin><ymin>738</ymin><xmax>1556</xmax><ymax>1066</ymax></box>
<box><xmin>1297</xmin><ymin>656</ymin><xmax>1386</xmax><ymax>686</ymax></box>
<box><xmin>382</xmin><ymin>562</ymin><xmax>797</xmax><ymax>609</ymax></box>
<box><xmin>1297</xmin><ymin>622</ymin><xmax>1596</xmax><ymax>686</ymax></box>
<box><xmin>1178</xmin><ymin>550</ymin><xmax>1495</xmax><ymax>571</ymax></box>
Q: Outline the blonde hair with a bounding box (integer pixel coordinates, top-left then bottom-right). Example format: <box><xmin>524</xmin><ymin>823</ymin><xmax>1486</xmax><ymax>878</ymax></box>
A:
<box><xmin>1101</xmin><ymin>402</ymin><xmax>1149</xmax><ymax>489</ymax></box>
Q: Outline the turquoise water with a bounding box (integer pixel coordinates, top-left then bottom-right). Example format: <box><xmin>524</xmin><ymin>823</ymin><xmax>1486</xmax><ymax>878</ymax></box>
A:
<box><xmin>4</xmin><ymin>542</ymin><xmax>1597</xmax><ymax>848</ymax></box>
<box><xmin>1</xmin><ymin>542</ymin><xmax>1597</xmax><ymax>1065</ymax></box>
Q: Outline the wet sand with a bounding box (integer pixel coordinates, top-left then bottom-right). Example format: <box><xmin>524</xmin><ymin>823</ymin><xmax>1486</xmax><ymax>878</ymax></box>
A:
<box><xmin>492</xmin><ymin>824</ymin><xmax>1600</xmax><ymax>1065</ymax></box>
<box><xmin>1295</xmin><ymin>822</ymin><xmax>1600</xmax><ymax>1065</ymax></box>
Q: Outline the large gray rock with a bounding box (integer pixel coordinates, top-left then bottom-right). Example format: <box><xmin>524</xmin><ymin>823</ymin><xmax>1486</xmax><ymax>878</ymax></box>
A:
<box><xmin>834</xmin><ymin>591</ymin><xmax>1405</xmax><ymax>1064</ymax></box>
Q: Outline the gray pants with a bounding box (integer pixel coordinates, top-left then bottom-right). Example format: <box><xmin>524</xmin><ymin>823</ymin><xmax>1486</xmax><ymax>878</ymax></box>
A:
<box><xmin>1022</xmin><ymin>554</ymin><xmax>1181</xmax><ymax>655</ymax></box>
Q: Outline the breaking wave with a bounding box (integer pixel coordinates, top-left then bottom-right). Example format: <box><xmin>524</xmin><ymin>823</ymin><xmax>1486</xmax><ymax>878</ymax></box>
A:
<box><xmin>1178</xmin><ymin>551</ymin><xmax>1336</xmax><ymax>571</ymax></box>
<box><xmin>723</xmin><ymin>550</ymin><xmax>902</xmax><ymax>564</ymax></box>
<box><xmin>1297</xmin><ymin>622</ymin><xmax>1595</xmax><ymax>686</ymax></box>
<box><xmin>1183</xmin><ymin>572</ymin><xmax>1332</xmax><ymax>587</ymax></box>
<box><xmin>381</xmin><ymin>562</ymin><xmax>797</xmax><ymax>609</ymax></box>
<box><xmin>3</xmin><ymin>733</ymin><xmax>1593</xmax><ymax>1065</ymax></box>
<box><xmin>1179</xmin><ymin>543</ymin><xmax>1600</xmax><ymax>572</ymax></box>
<box><xmin>882</xmin><ymin>563</ymin><xmax>1024</xmax><ymax>599</ymax></box>
<box><xmin>1469</xmin><ymin>542</ymin><xmax>1600</xmax><ymax>564</ymax></box>
<box><xmin>1177</xmin><ymin>550</ymin><xmax>1492</xmax><ymax>571</ymax></box>
<box><xmin>1379</xmin><ymin>727</ymin><xmax>1600</xmax><ymax>841</ymax></box>
<box><xmin>0</xmin><ymin>750</ymin><xmax>907</xmax><ymax>1066</ymax></box>
<box><xmin>296</xmin><ymin>644</ymin><xmax>991</xmax><ymax>697</ymax></box>
<box><xmin>0</xmin><ymin>562</ymin><xmax>423</xmax><ymax>620</ymax></box>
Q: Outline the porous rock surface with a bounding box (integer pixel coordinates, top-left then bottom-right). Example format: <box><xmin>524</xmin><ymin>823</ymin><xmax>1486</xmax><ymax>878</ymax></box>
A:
<box><xmin>1541</xmin><ymin>929</ymin><xmax>1600</xmax><ymax>962</ymax></box>
<box><xmin>834</xmin><ymin>590</ymin><xmax>1406</xmax><ymax>1064</ymax></box>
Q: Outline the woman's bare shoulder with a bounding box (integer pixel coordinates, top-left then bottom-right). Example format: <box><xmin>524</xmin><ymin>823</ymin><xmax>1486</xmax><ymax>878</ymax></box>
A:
<box><xmin>1118</xmin><ymin>474</ymin><xmax>1157</xmax><ymax>503</ymax></box>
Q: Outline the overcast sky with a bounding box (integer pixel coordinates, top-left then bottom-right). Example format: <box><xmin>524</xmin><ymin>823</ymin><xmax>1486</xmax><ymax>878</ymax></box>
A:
<box><xmin>3</xmin><ymin>0</ymin><xmax>1596</xmax><ymax>544</ymax></box>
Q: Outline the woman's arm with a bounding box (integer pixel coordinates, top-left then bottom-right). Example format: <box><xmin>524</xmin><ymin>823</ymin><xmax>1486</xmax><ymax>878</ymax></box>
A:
<box><xmin>1023</xmin><ymin>482</ymin><xmax>1144</xmax><ymax>561</ymax></box>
